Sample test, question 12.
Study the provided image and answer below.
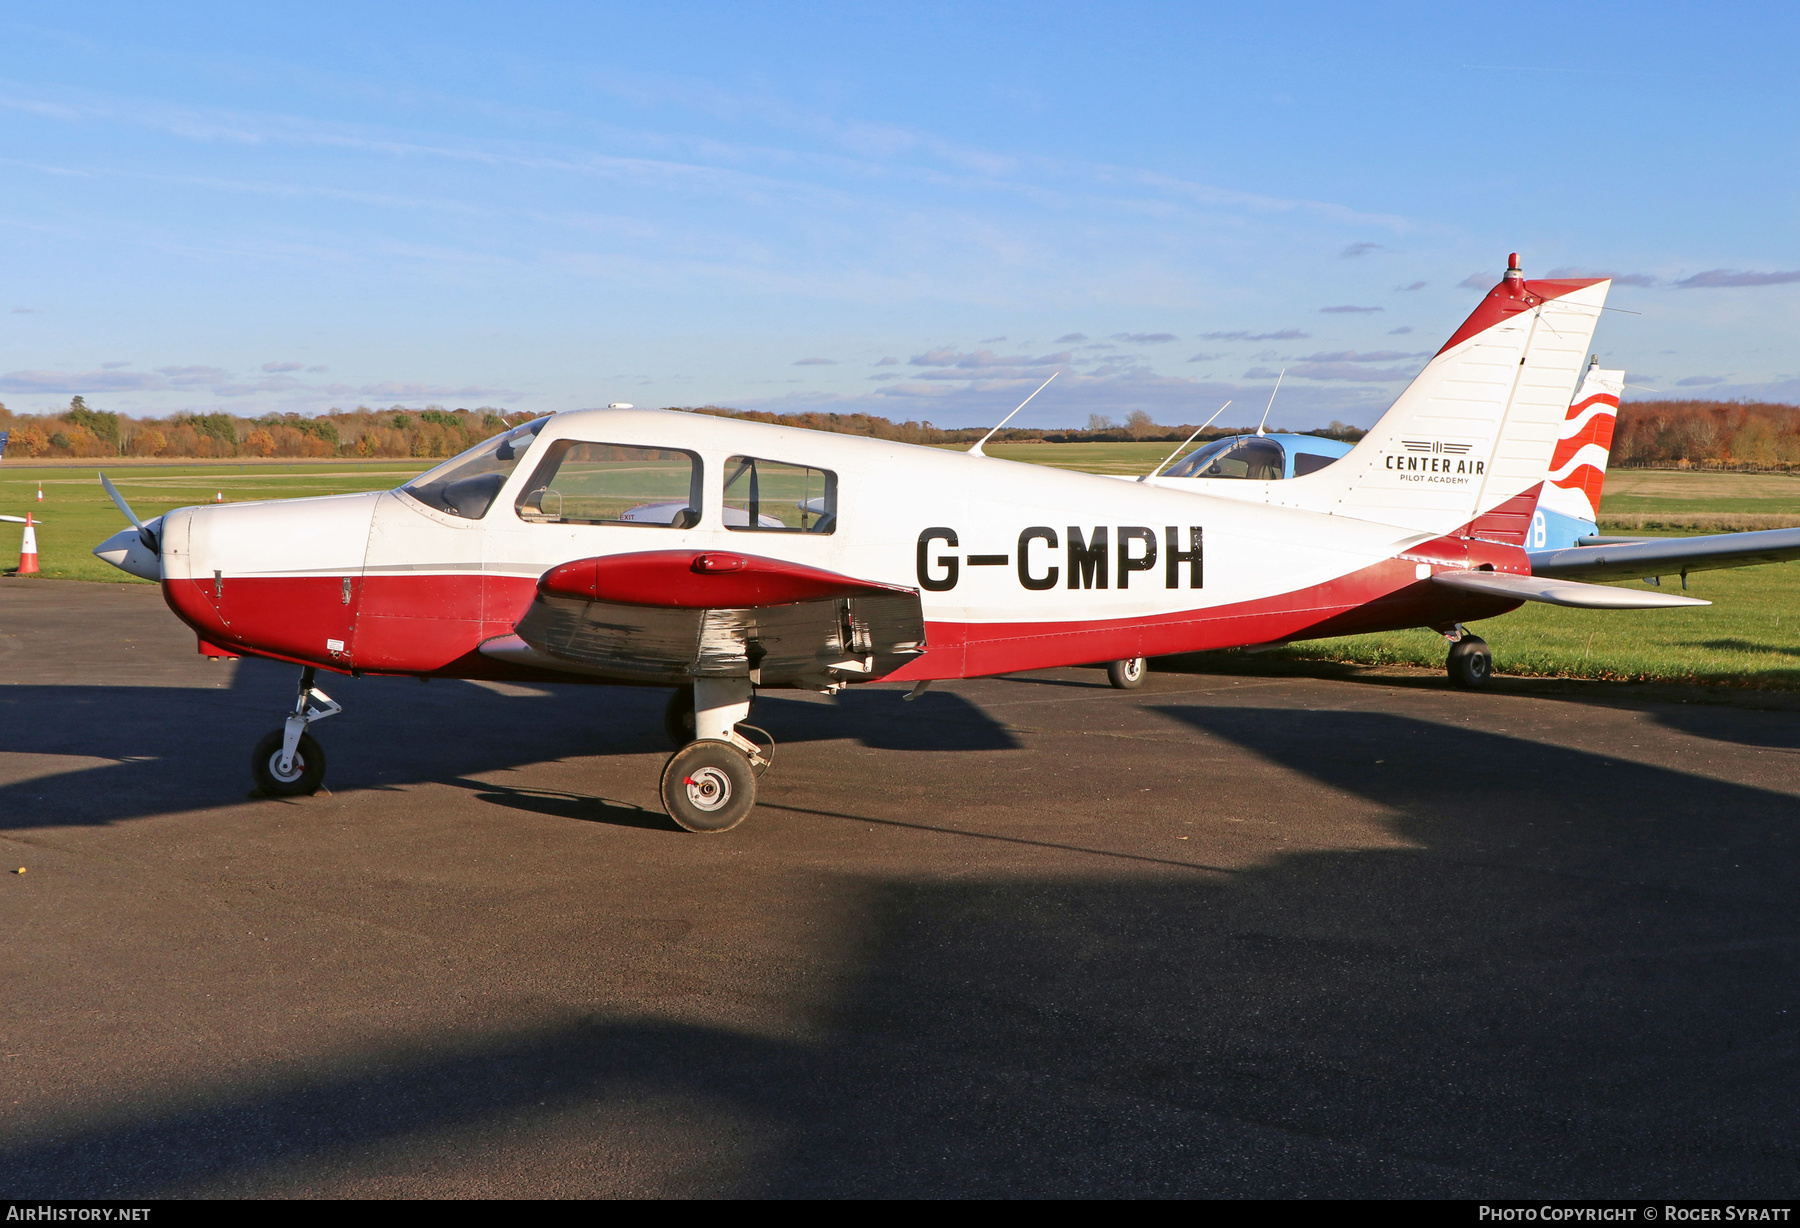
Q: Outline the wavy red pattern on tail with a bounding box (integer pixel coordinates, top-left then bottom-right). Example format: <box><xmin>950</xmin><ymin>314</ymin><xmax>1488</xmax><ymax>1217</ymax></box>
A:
<box><xmin>1548</xmin><ymin>393</ymin><xmax>1620</xmax><ymax>475</ymax></box>
<box><xmin>1557</xmin><ymin>463</ymin><xmax>1609</xmax><ymax>508</ymax></box>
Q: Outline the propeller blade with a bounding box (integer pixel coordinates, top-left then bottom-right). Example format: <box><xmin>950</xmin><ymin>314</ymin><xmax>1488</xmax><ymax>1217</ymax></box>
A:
<box><xmin>0</xmin><ymin>515</ymin><xmax>43</xmax><ymax>524</ymax></box>
<box><xmin>99</xmin><ymin>473</ymin><xmax>143</xmax><ymax>530</ymax></box>
<box><xmin>99</xmin><ymin>473</ymin><xmax>158</xmax><ymax>553</ymax></box>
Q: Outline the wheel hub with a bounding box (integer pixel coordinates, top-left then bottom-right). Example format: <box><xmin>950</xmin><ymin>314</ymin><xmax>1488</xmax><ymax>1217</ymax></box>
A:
<box><xmin>683</xmin><ymin>767</ymin><xmax>732</xmax><ymax>812</ymax></box>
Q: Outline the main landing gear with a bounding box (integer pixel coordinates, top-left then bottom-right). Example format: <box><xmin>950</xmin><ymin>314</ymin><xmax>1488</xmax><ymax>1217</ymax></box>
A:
<box><xmin>1444</xmin><ymin>625</ymin><xmax>1493</xmax><ymax>689</ymax></box>
<box><xmin>660</xmin><ymin>678</ymin><xmax>769</xmax><ymax>833</ymax></box>
<box><xmin>251</xmin><ymin>666</ymin><xmax>342</xmax><ymax>796</ymax></box>
<box><xmin>1106</xmin><ymin>657</ymin><xmax>1147</xmax><ymax>690</ymax></box>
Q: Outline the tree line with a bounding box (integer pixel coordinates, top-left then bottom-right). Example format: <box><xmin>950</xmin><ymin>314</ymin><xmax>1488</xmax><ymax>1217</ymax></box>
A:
<box><xmin>0</xmin><ymin>397</ymin><xmax>1369</xmax><ymax>462</ymax></box>
<box><xmin>0</xmin><ymin>400</ymin><xmax>534</xmax><ymax>460</ymax></box>
<box><xmin>1613</xmin><ymin>400</ymin><xmax>1800</xmax><ymax>468</ymax></box>
<box><xmin>692</xmin><ymin>406</ymin><xmax>1368</xmax><ymax>446</ymax></box>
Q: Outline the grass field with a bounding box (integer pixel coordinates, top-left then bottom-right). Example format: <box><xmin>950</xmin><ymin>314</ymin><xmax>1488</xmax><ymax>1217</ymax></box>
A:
<box><xmin>5</xmin><ymin>447</ymin><xmax>1800</xmax><ymax>688</ymax></box>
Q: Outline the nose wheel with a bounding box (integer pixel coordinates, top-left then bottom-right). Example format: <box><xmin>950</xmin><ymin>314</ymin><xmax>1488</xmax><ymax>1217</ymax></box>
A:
<box><xmin>253</xmin><ymin>730</ymin><xmax>326</xmax><ymax>796</ymax></box>
<box><xmin>252</xmin><ymin>666</ymin><xmax>342</xmax><ymax>796</ymax></box>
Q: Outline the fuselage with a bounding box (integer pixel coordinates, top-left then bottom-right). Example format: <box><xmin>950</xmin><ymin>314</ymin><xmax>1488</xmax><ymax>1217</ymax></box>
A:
<box><xmin>154</xmin><ymin>408</ymin><xmax>1524</xmax><ymax>683</ymax></box>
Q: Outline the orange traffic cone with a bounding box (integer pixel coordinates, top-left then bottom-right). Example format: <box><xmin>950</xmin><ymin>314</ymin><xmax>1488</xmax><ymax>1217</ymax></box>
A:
<box><xmin>17</xmin><ymin>513</ymin><xmax>39</xmax><ymax>575</ymax></box>
<box><xmin>215</xmin><ymin>492</ymin><xmax>223</xmax><ymax>502</ymax></box>
<box><xmin>35</xmin><ymin>484</ymin><xmax>43</xmax><ymax>502</ymax></box>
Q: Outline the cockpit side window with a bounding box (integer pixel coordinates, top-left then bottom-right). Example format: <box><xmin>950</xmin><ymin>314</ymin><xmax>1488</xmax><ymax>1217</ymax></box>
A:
<box><xmin>722</xmin><ymin>455</ymin><xmax>836</xmax><ymax>533</ymax></box>
<box><xmin>1165</xmin><ymin>436</ymin><xmax>1285</xmax><ymax>480</ymax></box>
<box><xmin>402</xmin><ymin>416</ymin><xmax>549</xmax><ymax>519</ymax></box>
<box><xmin>514</xmin><ymin>442</ymin><xmax>703</xmax><ymax>527</ymax></box>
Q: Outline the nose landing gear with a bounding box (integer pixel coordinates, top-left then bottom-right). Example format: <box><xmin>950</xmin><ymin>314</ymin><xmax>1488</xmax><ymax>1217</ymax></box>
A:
<box><xmin>659</xmin><ymin>677</ymin><xmax>767</xmax><ymax>833</ymax></box>
<box><xmin>252</xmin><ymin>666</ymin><xmax>342</xmax><ymax>796</ymax></box>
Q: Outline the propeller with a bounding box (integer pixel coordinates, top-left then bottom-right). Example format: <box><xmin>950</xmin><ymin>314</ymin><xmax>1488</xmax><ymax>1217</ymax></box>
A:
<box><xmin>0</xmin><ymin>515</ymin><xmax>43</xmax><ymax>524</ymax></box>
<box><xmin>99</xmin><ymin>473</ymin><xmax>157</xmax><ymax>552</ymax></box>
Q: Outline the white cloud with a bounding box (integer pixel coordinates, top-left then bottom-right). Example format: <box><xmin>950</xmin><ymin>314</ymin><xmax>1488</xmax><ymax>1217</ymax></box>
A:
<box><xmin>908</xmin><ymin>347</ymin><xmax>1069</xmax><ymax>369</ymax></box>
<box><xmin>0</xmin><ymin>369</ymin><xmax>166</xmax><ymax>393</ymax></box>
<box><xmin>1199</xmin><ymin>329</ymin><xmax>1309</xmax><ymax>341</ymax></box>
<box><xmin>1296</xmin><ymin>349</ymin><xmax>1430</xmax><ymax>363</ymax></box>
<box><xmin>1675</xmin><ymin>270</ymin><xmax>1800</xmax><ymax>289</ymax></box>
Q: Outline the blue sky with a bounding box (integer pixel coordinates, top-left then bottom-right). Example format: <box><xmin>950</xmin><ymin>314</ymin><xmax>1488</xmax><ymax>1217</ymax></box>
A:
<box><xmin>4</xmin><ymin>2</ymin><xmax>1798</xmax><ymax>430</ymax></box>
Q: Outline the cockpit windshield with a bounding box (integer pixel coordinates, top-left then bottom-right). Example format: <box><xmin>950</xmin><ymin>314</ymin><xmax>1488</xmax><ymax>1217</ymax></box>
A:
<box><xmin>402</xmin><ymin>417</ymin><xmax>550</xmax><ymax>519</ymax></box>
<box><xmin>1164</xmin><ymin>435</ymin><xmax>1285</xmax><ymax>480</ymax></box>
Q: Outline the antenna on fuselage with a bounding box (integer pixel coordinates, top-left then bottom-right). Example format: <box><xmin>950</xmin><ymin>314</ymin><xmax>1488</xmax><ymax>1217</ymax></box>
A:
<box><xmin>1255</xmin><ymin>369</ymin><xmax>1284</xmax><ymax>436</ymax></box>
<box><xmin>1140</xmin><ymin>400</ymin><xmax>1232</xmax><ymax>482</ymax></box>
<box><xmin>968</xmin><ymin>372</ymin><xmax>1058</xmax><ymax>456</ymax></box>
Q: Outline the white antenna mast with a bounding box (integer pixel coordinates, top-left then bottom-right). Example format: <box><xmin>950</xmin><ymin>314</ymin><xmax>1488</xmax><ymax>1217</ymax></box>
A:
<box><xmin>968</xmin><ymin>372</ymin><xmax>1058</xmax><ymax>456</ymax></box>
<box><xmin>1140</xmin><ymin>400</ymin><xmax>1232</xmax><ymax>482</ymax></box>
<box><xmin>1255</xmin><ymin>369</ymin><xmax>1284</xmax><ymax>436</ymax></box>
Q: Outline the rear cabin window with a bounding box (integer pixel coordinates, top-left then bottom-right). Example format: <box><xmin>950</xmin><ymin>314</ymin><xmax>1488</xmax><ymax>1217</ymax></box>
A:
<box><xmin>515</xmin><ymin>441</ymin><xmax>703</xmax><ymax>527</ymax></box>
<box><xmin>722</xmin><ymin>455</ymin><xmax>836</xmax><ymax>533</ymax></box>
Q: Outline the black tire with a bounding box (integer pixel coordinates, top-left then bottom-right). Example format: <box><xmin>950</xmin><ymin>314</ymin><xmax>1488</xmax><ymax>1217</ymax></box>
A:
<box><xmin>1107</xmin><ymin>657</ymin><xmax>1147</xmax><ymax>689</ymax></box>
<box><xmin>1447</xmin><ymin>636</ymin><xmax>1493</xmax><ymax>689</ymax></box>
<box><xmin>664</xmin><ymin>684</ymin><xmax>696</xmax><ymax>749</ymax></box>
<box><xmin>252</xmin><ymin>729</ymin><xmax>326</xmax><ymax>796</ymax></box>
<box><xmin>660</xmin><ymin>740</ymin><xmax>757</xmax><ymax>833</ymax></box>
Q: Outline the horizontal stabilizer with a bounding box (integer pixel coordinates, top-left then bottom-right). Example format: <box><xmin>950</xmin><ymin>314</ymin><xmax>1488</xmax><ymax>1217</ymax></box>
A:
<box><xmin>1431</xmin><ymin>569</ymin><xmax>1709</xmax><ymax>609</ymax></box>
<box><xmin>1529</xmin><ymin>527</ymin><xmax>1800</xmax><ymax>582</ymax></box>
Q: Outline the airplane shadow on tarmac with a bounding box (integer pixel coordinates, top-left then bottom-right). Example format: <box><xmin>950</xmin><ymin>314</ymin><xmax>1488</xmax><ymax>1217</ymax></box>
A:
<box><xmin>0</xmin><ymin>656</ymin><xmax>1017</xmax><ymax>831</ymax></box>
<box><xmin>5</xmin><ymin>705</ymin><xmax>1800</xmax><ymax>1196</ymax></box>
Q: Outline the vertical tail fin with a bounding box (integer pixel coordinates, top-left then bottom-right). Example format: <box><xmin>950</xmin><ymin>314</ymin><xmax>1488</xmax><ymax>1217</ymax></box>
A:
<box><xmin>1529</xmin><ymin>360</ymin><xmax>1623</xmax><ymax>548</ymax></box>
<box><xmin>1309</xmin><ymin>255</ymin><xmax>1611</xmax><ymax>537</ymax></box>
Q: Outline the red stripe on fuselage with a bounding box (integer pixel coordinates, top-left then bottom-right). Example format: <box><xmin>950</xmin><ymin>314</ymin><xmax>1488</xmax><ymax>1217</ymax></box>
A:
<box><xmin>167</xmin><ymin>533</ymin><xmax>1523</xmax><ymax>683</ymax></box>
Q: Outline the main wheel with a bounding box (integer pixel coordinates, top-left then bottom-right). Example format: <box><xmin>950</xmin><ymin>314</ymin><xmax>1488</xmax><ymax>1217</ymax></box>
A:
<box><xmin>252</xmin><ymin>729</ymin><xmax>326</xmax><ymax>796</ymax></box>
<box><xmin>1107</xmin><ymin>656</ymin><xmax>1147</xmax><ymax>689</ymax></box>
<box><xmin>1447</xmin><ymin>636</ymin><xmax>1493</xmax><ymax>689</ymax></box>
<box><xmin>663</xmin><ymin>684</ymin><xmax>696</xmax><ymax>748</ymax></box>
<box><xmin>660</xmin><ymin>740</ymin><xmax>757</xmax><ymax>833</ymax></box>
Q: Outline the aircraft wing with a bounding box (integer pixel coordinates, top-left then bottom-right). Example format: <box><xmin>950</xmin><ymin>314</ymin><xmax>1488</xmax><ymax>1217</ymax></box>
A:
<box><xmin>479</xmin><ymin>549</ymin><xmax>927</xmax><ymax>687</ymax></box>
<box><xmin>1431</xmin><ymin>569</ymin><xmax>1709</xmax><ymax>609</ymax></box>
<box><xmin>1527</xmin><ymin>527</ymin><xmax>1800</xmax><ymax>582</ymax></box>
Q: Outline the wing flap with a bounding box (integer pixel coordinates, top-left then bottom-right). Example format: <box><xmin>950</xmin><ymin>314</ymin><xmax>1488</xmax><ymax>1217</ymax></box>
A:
<box><xmin>1432</xmin><ymin>569</ymin><xmax>1709</xmax><ymax>609</ymax></box>
<box><xmin>1529</xmin><ymin>527</ymin><xmax>1800</xmax><ymax>581</ymax></box>
<box><xmin>497</xmin><ymin>550</ymin><xmax>927</xmax><ymax>685</ymax></box>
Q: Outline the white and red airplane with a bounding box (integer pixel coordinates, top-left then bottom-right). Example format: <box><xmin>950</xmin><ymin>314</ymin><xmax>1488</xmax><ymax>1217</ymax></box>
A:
<box><xmin>94</xmin><ymin>255</ymin><xmax>1711</xmax><ymax>831</ymax></box>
